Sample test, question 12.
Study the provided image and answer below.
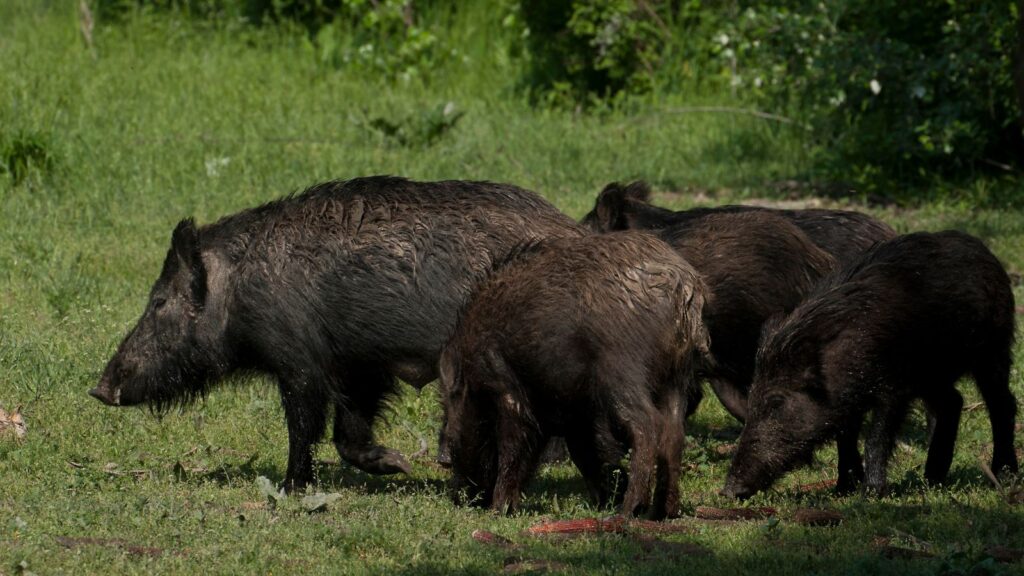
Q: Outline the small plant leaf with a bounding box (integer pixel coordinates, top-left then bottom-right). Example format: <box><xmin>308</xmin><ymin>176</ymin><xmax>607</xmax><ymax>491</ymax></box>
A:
<box><xmin>256</xmin><ymin>476</ymin><xmax>286</xmax><ymax>505</ymax></box>
<box><xmin>301</xmin><ymin>492</ymin><xmax>342</xmax><ymax>513</ymax></box>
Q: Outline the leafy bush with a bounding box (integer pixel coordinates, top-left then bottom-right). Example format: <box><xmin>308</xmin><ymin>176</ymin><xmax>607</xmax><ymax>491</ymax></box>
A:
<box><xmin>516</xmin><ymin>0</ymin><xmax>668</xmax><ymax>105</ymax></box>
<box><xmin>714</xmin><ymin>1</ymin><xmax>1023</xmax><ymax>188</ymax></box>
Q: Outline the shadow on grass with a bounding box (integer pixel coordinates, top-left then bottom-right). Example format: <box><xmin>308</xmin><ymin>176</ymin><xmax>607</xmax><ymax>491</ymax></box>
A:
<box><xmin>385</xmin><ymin>498</ymin><xmax>1023</xmax><ymax>576</ymax></box>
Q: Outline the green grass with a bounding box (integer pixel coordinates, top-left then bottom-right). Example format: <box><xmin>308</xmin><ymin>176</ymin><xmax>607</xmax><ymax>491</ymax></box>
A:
<box><xmin>1</xmin><ymin>2</ymin><xmax>1023</xmax><ymax>574</ymax></box>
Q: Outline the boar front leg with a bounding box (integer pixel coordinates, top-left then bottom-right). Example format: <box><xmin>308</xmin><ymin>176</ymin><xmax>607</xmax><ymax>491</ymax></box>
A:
<box><xmin>835</xmin><ymin>419</ymin><xmax>864</xmax><ymax>494</ymax></box>
<box><xmin>491</xmin><ymin>391</ymin><xmax>543</xmax><ymax>515</ymax></box>
<box><xmin>279</xmin><ymin>381</ymin><xmax>328</xmax><ymax>492</ymax></box>
<box><xmin>863</xmin><ymin>399</ymin><xmax>909</xmax><ymax>496</ymax></box>
<box><xmin>922</xmin><ymin>387</ymin><xmax>963</xmax><ymax>485</ymax></box>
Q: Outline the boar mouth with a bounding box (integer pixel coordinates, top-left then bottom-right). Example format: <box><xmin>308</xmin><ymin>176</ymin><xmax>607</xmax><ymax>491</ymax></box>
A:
<box><xmin>88</xmin><ymin>385</ymin><xmax>121</xmax><ymax>406</ymax></box>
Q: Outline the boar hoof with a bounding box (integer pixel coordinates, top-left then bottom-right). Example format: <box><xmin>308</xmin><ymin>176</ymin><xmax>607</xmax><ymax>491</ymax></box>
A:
<box><xmin>343</xmin><ymin>446</ymin><xmax>412</xmax><ymax>475</ymax></box>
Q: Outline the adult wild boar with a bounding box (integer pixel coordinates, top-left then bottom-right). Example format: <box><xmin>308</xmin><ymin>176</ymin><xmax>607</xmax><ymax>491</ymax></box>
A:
<box><xmin>581</xmin><ymin>181</ymin><xmax>895</xmax><ymax>266</ymax></box>
<box><xmin>723</xmin><ymin>231</ymin><xmax>1018</xmax><ymax>498</ymax></box>
<box><xmin>442</xmin><ymin>231</ymin><xmax>711</xmax><ymax>519</ymax></box>
<box><xmin>90</xmin><ymin>176</ymin><xmax>584</xmax><ymax>490</ymax></box>
<box><xmin>659</xmin><ymin>212</ymin><xmax>836</xmax><ymax>422</ymax></box>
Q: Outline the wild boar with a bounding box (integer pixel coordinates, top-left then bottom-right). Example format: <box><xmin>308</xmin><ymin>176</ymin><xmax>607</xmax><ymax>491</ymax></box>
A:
<box><xmin>723</xmin><ymin>231</ymin><xmax>1018</xmax><ymax>498</ymax></box>
<box><xmin>90</xmin><ymin>176</ymin><xmax>584</xmax><ymax>490</ymax></box>
<box><xmin>581</xmin><ymin>181</ymin><xmax>895</xmax><ymax>267</ymax></box>
<box><xmin>442</xmin><ymin>231</ymin><xmax>710</xmax><ymax>518</ymax></box>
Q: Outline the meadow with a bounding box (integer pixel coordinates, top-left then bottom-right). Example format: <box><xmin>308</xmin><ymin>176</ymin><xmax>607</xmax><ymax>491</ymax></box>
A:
<box><xmin>1</xmin><ymin>2</ymin><xmax>1023</xmax><ymax>574</ymax></box>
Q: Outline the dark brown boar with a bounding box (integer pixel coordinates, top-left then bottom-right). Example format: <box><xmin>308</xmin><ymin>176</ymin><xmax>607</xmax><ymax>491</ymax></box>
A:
<box><xmin>581</xmin><ymin>181</ymin><xmax>895</xmax><ymax>267</ymax></box>
<box><xmin>723</xmin><ymin>231</ymin><xmax>1018</xmax><ymax>498</ymax></box>
<box><xmin>90</xmin><ymin>176</ymin><xmax>584</xmax><ymax>491</ymax></box>
<box><xmin>660</xmin><ymin>212</ymin><xmax>837</xmax><ymax>422</ymax></box>
<box><xmin>442</xmin><ymin>231</ymin><xmax>711</xmax><ymax>519</ymax></box>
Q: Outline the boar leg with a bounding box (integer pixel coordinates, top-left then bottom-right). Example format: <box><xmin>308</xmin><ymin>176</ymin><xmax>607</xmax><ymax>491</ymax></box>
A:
<box><xmin>835</xmin><ymin>419</ymin><xmax>864</xmax><ymax>494</ymax></box>
<box><xmin>565</xmin><ymin>418</ymin><xmax>624</xmax><ymax>509</ymax></box>
<box><xmin>490</xmin><ymin>392</ymin><xmax>543</xmax><ymax>515</ymax></box>
<box><xmin>651</xmin><ymin>388</ymin><xmax>685</xmax><ymax>520</ymax></box>
<box><xmin>619</xmin><ymin>406</ymin><xmax>659</xmax><ymax>517</ymax></box>
<box><xmin>863</xmin><ymin>400</ymin><xmax>909</xmax><ymax>496</ymax></box>
<box><xmin>922</xmin><ymin>386</ymin><xmax>963</xmax><ymax>485</ymax></box>
<box><xmin>709</xmin><ymin>377</ymin><xmax>749</xmax><ymax>423</ymax></box>
<box><xmin>684</xmin><ymin>384</ymin><xmax>704</xmax><ymax>419</ymax></box>
<box><xmin>333</xmin><ymin>368</ymin><xmax>411</xmax><ymax>475</ymax></box>
<box><xmin>280</xmin><ymin>384</ymin><xmax>329</xmax><ymax>492</ymax></box>
<box><xmin>973</xmin><ymin>355</ymin><xmax>1020</xmax><ymax>476</ymax></box>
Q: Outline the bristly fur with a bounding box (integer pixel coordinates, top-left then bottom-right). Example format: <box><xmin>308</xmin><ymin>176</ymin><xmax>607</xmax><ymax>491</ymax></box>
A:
<box><xmin>726</xmin><ymin>230</ymin><xmax>1018</xmax><ymax>498</ymax></box>
<box><xmin>581</xmin><ymin>180</ymin><xmax>895</xmax><ymax>267</ymax></box>
<box><xmin>442</xmin><ymin>230</ymin><xmax>709</xmax><ymax>519</ymax></box>
<box><xmin>95</xmin><ymin>176</ymin><xmax>585</xmax><ymax>490</ymax></box>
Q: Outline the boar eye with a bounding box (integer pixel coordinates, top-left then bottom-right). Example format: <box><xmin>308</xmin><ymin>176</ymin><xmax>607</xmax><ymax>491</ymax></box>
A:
<box><xmin>152</xmin><ymin>297</ymin><xmax>168</xmax><ymax>311</ymax></box>
<box><xmin>764</xmin><ymin>394</ymin><xmax>787</xmax><ymax>411</ymax></box>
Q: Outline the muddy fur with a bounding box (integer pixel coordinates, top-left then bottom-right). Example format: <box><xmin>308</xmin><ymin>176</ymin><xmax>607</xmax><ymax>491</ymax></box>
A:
<box><xmin>91</xmin><ymin>176</ymin><xmax>584</xmax><ymax>490</ymax></box>
<box><xmin>442</xmin><ymin>231</ymin><xmax>710</xmax><ymax>519</ymax></box>
<box><xmin>581</xmin><ymin>181</ymin><xmax>895</xmax><ymax>266</ymax></box>
<box><xmin>723</xmin><ymin>231</ymin><xmax>1018</xmax><ymax>498</ymax></box>
<box><xmin>582</xmin><ymin>182</ymin><xmax>895</xmax><ymax>421</ymax></box>
<box><xmin>656</xmin><ymin>212</ymin><xmax>837</xmax><ymax>423</ymax></box>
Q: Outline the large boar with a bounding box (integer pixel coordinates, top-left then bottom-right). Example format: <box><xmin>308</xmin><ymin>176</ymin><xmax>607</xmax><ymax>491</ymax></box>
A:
<box><xmin>723</xmin><ymin>231</ymin><xmax>1018</xmax><ymax>498</ymax></box>
<box><xmin>442</xmin><ymin>231</ymin><xmax>710</xmax><ymax>519</ymax></box>
<box><xmin>659</xmin><ymin>212</ymin><xmax>836</xmax><ymax>422</ymax></box>
<box><xmin>581</xmin><ymin>181</ymin><xmax>895</xmax><ymax>266</ymax></box>
<box><xmin>90</xmin><ymin>176</ymin><xmax>584</xmax><ymax>490</ymax></box>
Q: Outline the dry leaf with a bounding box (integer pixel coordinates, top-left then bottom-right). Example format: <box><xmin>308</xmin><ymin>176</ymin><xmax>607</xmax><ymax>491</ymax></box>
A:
<box><xmin>790</xmin><ymin>508</ymin><xmax>843</xmax><ymax>527</ymax></box>
<box><xmin>0</xmin><ymin>407</ymin><xmax>27</xmax><ymax>440</ymax></box>
<box><xmin>693</xmin><ymin>506</ymin><xmax>776</xmax><ymax>521</ymax></box>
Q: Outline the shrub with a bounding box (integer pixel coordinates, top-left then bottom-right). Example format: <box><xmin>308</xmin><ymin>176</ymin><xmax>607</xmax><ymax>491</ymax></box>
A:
<box><xmin>516</xmin><ymin>0</ymin><xmax>668</xmax><ymax>105</ymax></box>
<box><xmin>715</xmin><ymin>1</ymin><xmax>1023</xmax><ymax>188</ymax></box>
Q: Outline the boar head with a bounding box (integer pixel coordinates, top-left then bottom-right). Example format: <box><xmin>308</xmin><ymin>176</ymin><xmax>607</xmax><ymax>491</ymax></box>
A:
<box><xmin>91</xmin><ymin>219</ymin><xmax>226</xmax><ymax>411</ymax></box>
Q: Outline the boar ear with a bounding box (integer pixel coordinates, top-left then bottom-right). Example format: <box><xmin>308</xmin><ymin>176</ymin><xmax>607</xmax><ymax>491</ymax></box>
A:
<box><xmin>593</xmin><ymin>183</ymin><xmax>628</xmax><ymax>231</ymax></box>
<box><xmin>594</xmin><ymin>181</ymin><xmax>652</xmax><ymax>231</ymax></box>
<box><xmin>170</xmin><ymin>218</ymin><xmax>208</xmax><ymax>305</ymax></box>
<box><xmin>621</xmin><ymin>180</ymin><xmax>652</xmax><ymax>202</ymax></box>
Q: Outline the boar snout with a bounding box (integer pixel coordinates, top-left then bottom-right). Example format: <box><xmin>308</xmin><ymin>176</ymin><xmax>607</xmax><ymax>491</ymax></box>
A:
<box><xmin>88</xmin><ymin>383</ymin><xmax>121</xmax><ymax>406</ymax></box>
<box><xmin>720</xmin><ymin>479</ymin><xmax>755</xmax><ymax>500</ymax></box>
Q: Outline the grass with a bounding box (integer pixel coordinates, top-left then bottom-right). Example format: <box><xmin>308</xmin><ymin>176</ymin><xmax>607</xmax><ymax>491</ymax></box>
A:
<box><xmin>1</xmin><ymin>2</ymin><xmax>1023</xmax><ymax>574</ymax></box>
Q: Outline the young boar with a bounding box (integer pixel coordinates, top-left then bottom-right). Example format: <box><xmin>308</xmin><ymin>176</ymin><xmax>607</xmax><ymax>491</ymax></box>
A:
<box><xmin>442</xmin><ymin>231</ymin><xmax>711</xmax><ymax>519</ymax></box>
<box><xmin>723</xmin><ymin>231</ymin><xmax>1018</xmax><ymax>498</ymax></box>
<box><xmin>90</xmin><ymin>176</ymin><xmax>584</xmax><ymax>490</ymax></box>
<box><xmin>581</xmin><ymin>181</ymin><xmax>895</xmax><ymax>267</ymax></box>
<box><xmin>659</xmin><ymin>212</ymin><xmax>837</xmax><ymax>422</ymax></box>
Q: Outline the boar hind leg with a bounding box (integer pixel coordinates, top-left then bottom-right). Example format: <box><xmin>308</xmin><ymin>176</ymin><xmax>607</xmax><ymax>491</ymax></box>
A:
<box><xmin>973</xmin><ymin>354</ymin><xmax>1020</xmax><ymax>476</ymax></box>
<box><xmin>863</xmin><ymin>399</ymin><xmax>909</xmax><ymax>496</ymax></box>
<box><xmin>684</xmin><ymin>384</ymin><xmax>704</xmax><ymax>419</ymax></box>
<box><xmin>709</xmin><ymin>377</ymin><xmax>749</xmax><ymax>423</ymax></box>
<box><xmin>619</xmin><ymin>407</ymin><xmax>659</xmax><ymax>517</ymax></box>
<box><xmin>922</xmin><ymin>386</ymin><xmax>963</xmax><ymax>485</ymax></box>
<box><xmin>280</xmin><ymin>384</ymin><xmax>329</xmax><ymax>492</ymax></box>
<box><xmin>651</xmin><ymin>389</ymin><xmax>685</xmax><ymax>520</ymax></box>
<box><xmin>333</xmin><ymin>369</ymin><xmax>410</xmax><ymax>476</ymax></box>
<box><xmin>835</xmin><ymin>419</ymin><xmax>864</xmax><ymax>494</ymax></box>
<box><xmin>566</xmin><ymin>420</ymin><xmax>623</xmax><ymax>509</ymax></box>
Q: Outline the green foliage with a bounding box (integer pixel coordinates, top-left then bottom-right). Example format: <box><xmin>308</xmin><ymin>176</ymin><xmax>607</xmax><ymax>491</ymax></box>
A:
<box><xmin>360</xmin><ymin>101</ymin><xmax>465</xmax><ymax>147</ymax></box>
<box><xmin>517</xmin><ymin>0</ymin><xmax>668</xmax><ymax>105</ymax></box>
<box><xmin>298</xmin><ymin>1</ymin><xmax>460</xmax><ymax>83</ymax></box>
<box><xmin>713</xmin><ymin>1</ymin><xmax>1023</xmax><ymax>189</ymax></box>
